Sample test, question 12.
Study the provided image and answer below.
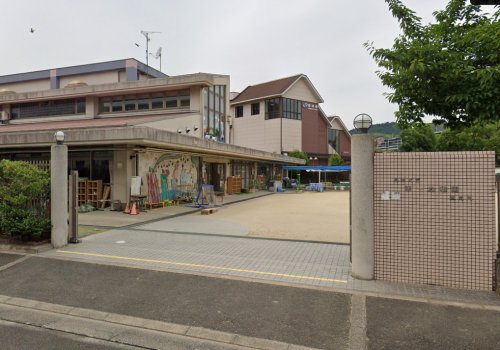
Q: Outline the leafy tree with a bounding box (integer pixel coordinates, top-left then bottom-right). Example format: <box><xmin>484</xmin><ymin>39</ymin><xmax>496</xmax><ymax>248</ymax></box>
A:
<box><xmin>328</xmin><ymin>154</ymin><xmax>346</xmax><ymax>166</ymax></box>
<box><xmin>399</xmin><ymin>124</ymin><xmax>437</xmax><ymax>151</ymax></box>
<box><xmin>366</xmin><ymin>0</ymin><xmax>500</xmax><ymax>128</ymax></box>
<box><xmin>437</xmin><ymin>122</ymin><xmax>500</xmax><ymax>155</ymax></box>
<box><xmin>287</xmin><ymin>150</ymin><xmax>309</xmax><ymax>165</ymax></box>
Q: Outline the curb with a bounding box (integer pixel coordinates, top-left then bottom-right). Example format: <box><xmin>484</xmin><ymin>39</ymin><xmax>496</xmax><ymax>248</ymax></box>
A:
<box><xmin>0</xmin><ymin>243</ymin><xmax>52</xmax><ymax>254</ymax></box>
<box><xmin>0</xmin><ymin>295</ymin><xmax>321</xmax><ymax>350</ymax></box>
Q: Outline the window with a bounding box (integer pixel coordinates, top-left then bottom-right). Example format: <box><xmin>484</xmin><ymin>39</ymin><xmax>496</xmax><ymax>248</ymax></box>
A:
<box><xmin>111</xmin><ymin>99</ymin><xmax>123</xmax><ymax>112</ymax></box>
<box><xmin>179</xmin><ymin>91</ymin><xmax>190</xmax><ymax>107</ymax></box>
<box><xmin>282</xmin><ymin>98</ymin><xmax>301</xmax><ymax>120</ymax></box>
<box><xmin>265</xmin><ymin>98</ymin><xmax>280</xmax><ymax>119</ymax></box>
<box><xmin>151</xmin><ymin>94</ymin><xmax>164</xmax><ymax>109</ymax></box>
<box><xmin>137</xmin><ymin>95</ymin><xmax>150</xmax><ymax>110</ymax></box>
<box><xmin>251</xmin><ymin>103</ymin><xmax>260</xmax><ymax>115</ymax></box>
<box><xmin>10</xmin><ymin>98</ymin><xmax>86</xmax><ymax>119</ymax></box>
<box><xmin>202</xmin><ymin>85</ymin><xmax>226</xmax><ymax>141</ymax></box>
<box><xmin>98</xmin><ymin>90</ymin><xmax>190</xmax><ymax>114</ymax></box>
<box><xmin>124</xmin><ymin>96</ymin><xmax>136</xmax><ymax>111</ymax></box>
<box><xmin>328</xmin><ymin>128</ymin><xmax>340</xmax><ymax>152</ymax></box>
<box><xmin>165</xmin><ymin>95</ymin><xmax>177</xmax><ymax>108</ymax></box>
<box><xmin>235</xmin><ymin>105</ymin><xmax>243</xmax><ymax>118</ymax></box>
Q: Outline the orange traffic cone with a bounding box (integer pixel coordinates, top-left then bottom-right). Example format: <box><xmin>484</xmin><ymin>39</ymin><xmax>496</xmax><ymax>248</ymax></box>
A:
<box><xmin>123</xmin><ymin>202</ymin><xmax>130</xmax><ymax>214</ymax></box>
<box><xmin>130</xmin><ymin>202</ymin><xmax>137</xmax><ymax>215</ymax></box>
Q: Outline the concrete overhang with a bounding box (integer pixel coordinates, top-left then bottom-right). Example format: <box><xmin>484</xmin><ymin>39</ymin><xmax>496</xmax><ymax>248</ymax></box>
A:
<box><xmin>0</xmin><ymin>125</ymin><xmax>304</xmax><ymax>165</ymax></box>
<box><xmin>0</xmin><ymin>73</ymin><xmax>228</xmax><ymax>104</ymax></box>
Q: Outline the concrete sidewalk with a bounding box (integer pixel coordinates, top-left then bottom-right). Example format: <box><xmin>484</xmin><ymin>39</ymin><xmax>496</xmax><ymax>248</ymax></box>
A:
<box><xmin>77</xmin><ymin>190</ymin><xmax>273</xmax><ymax>228</ymax></box>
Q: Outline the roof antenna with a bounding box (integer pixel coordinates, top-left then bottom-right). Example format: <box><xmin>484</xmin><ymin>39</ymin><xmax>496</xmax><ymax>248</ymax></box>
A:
<box><xmin>140</xmin><ymin>30</ymin><xmax>161</xmax><ymax>74</ymax></box>
<box><xmin>149</xmin><ymin>47</ymin><xmax>163</xmax><ymax>72</ymax></box>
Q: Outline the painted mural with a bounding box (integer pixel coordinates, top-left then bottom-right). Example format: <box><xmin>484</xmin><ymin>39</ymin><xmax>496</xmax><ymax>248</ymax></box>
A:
<box><xmin>140</xmin><ymin>153</ymin><xmax>199</xmax><ymax>201</ymax></box>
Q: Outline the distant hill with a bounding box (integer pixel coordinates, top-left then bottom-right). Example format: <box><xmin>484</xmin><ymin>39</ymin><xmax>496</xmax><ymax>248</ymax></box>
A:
<box><xmin>349</xmin><ymin>122</ymin><xmax>446</xmax><ymax>138</ymax></box>
<box><xmin>350</xmin><ymin>122</ymin><xmax>400</xmax><ymax>138</ymax></box>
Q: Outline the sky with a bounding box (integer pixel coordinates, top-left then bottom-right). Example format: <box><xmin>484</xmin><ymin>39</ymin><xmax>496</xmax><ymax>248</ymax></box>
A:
<box><xmin>0</xmin><ymin>0</ymin><xmax>452</xmax><ymax>126</ymax></box>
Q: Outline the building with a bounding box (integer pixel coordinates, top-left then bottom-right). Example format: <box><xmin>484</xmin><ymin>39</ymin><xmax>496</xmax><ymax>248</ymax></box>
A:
<box><xmin>326</xmin><ymin>116</ymin><xmax>351</xmax><ymax>161</ymax></box>
<box><xmin>0</xmin><ymin>59</ymin><xmax>302</xmax><ymax>206</ymax></box>
<box><xmin>230</xmin><ymin>74</ymin><xmax>350</xmax><ymax>165</ymax></box>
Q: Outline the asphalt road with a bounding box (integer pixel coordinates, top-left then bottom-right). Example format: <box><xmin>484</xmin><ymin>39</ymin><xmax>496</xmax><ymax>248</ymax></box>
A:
<box><xmin>0</xmin><ymin>319</ymin><xmax>138</xmax><ymax>350</ymax></box>
<box><xmin>367</xmin><ymin>297</ymin><xmax>500</xmax><ymax>350</ymax></box>
<box><xmin>0</xmin><ymin>256</ymin><xmax>350</xmax><ymax>350</ymax></box>
<box><xmin>0</xmin><ymin>253</ymin><xmax>23</xmax><ymax>268</ymax></box>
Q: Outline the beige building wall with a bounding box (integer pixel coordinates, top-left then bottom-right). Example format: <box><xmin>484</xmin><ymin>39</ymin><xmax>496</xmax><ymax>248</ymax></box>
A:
<box><xmin>231</xmin><ymin>101</ymin><xmax>301</xmax><ymax>153</ymax></box>
<box><xmin>59</xmin><ymin>71</ymin><xmax>120</xmax><ymax>87</ymax></box>
<box><xmin>0</xmin><ymin>79</ymin><xmax>50</xmax><ymax>93</ymax></box>
<box><xmin>281</xmin><ymin>118</ymin><xmax>301</xmax><ymax>152</ymax></box>
<box><xmin>283</xmin><ymin>78</ymin><xmax>320</xmax><ymax>103</ymax></box>
<box><xmin>232</xmin><ymin>102</ymin><xmax>268</xmax><ymax>151</ymax></box>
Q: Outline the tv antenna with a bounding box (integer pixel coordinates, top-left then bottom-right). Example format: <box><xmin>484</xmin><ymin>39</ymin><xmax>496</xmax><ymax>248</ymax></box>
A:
<box><xmin>140</xmin><ymin>30</ymin><xmax>161</xmax><ymax>70</ymax></box>
<box><xmin>149</xmin><ymin>47</ymin><xmax>163</xmax><ymax>71</ymax></box>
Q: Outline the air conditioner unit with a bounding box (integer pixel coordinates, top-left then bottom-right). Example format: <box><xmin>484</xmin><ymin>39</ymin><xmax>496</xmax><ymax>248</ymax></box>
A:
<box><xmin>0</xmin><ymin>111</ymin><xmax>10</xmax><ymax>123</ymax></box>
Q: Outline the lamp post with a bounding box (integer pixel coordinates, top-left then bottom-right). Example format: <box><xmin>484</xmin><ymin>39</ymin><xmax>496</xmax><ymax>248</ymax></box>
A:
<box><xmin>51</xmin><ymin>130</ymin><xmax>68</xmax><ymax>248</ymax></box>
<box><xmin>351</xmin><ymin>114</ymin><xmax>374</xmax><ymax>280</ymax></box>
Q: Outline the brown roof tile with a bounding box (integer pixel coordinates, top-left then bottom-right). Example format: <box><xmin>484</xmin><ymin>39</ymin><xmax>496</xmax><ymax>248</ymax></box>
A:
<box><xmin>231</xmin><ymin>74</ymin><xmax>303</xmax><ymax>104</ymax></box>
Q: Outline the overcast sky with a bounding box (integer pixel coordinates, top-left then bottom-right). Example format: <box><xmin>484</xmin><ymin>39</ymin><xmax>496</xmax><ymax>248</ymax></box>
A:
<box><xmin>0</xmin><ymin>0</ymin><xmax>452</xmax><ymax>126</ymax></box>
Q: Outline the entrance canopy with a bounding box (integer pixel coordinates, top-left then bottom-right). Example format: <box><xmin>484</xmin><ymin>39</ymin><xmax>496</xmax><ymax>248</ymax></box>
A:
<box><xmin>282</xmin><ymin>165</ymin><xmax>351</xmax><ymax>172</ymax></box>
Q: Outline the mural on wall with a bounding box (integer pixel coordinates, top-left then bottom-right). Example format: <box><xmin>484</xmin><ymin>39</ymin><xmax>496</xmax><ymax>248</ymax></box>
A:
<box><xmin>140</xmin><ymin>153</ymin><xmax>199</xmax><ymax>201</ymax></box>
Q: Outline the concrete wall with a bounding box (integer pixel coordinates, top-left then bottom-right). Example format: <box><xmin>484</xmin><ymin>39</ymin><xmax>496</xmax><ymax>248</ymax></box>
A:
<box><xmin>59</xmin><ymin>71</ymin><xmax>120</xmax><ymax>87</ymax></box>
<box><xmin>373</xmin><ymin>151</ymin><xmax>496</xmax><ymax>290</ymax></box>
<box><xmin>142</xmin><ymin>113</ymin><xmax>203</xmax><ymax>138</ymax></box>
<box><xmin>0</xmin><ymin>79</ymin><xmax>50</xmax><ymax>93</ymax></box>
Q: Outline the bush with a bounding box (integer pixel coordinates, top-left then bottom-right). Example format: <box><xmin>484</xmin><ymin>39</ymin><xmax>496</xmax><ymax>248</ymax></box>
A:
<box><xmin>0</xmin><ymin>160</ymin><xmax>51</xmax><ymax>240</ymax></box>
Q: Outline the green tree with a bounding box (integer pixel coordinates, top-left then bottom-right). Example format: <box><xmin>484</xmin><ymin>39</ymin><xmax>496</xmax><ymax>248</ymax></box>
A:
<box><xmin>437</xmin><ymin>122</ymin><xmax>500</xmax><ymax>154</ymax></box>
<box><xmin>366</xmin><ymin>0</ymin><xmax>499</xmax><ymax>128</ymax></box>
<box><xmin>0</xmin><ymin>160</ymin><xmax>51</xmax><ymax>239</ymax></box>
<box><xmin>399</xmin><ymin>124</ymin><xmax>437</xmax><ymax>152</ymax></box>
<box><xmin>287</xmin><ymin>150</ymin><xmax>309</xmax><ymax>165</ymax></box>
<box><xmin>328</xmin><ymin>154</ymin><xmax>345</xmax><ymax>166</ymax></box>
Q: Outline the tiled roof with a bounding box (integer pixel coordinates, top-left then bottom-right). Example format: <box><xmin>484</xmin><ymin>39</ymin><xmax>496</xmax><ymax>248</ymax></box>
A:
<box><xmin>231</xmin><ymin>75</ymin><xmax>303</xmax><ymax>104</ymax></box>
<box><xmin>0</xmin><ymin>114</ymin><xmax>180</xmax><ymax>133</ymax></box>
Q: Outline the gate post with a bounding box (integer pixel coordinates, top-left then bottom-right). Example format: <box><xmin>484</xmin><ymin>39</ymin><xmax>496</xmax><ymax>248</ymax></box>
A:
<box><xmin>351</xmin><ymin>133</ymin><xmax>374</xmax><ymax>280</ymax></box>
<box><xmin>51</xmin><ymin>131</ymin><xmax>68</xmax><ymax>248</ymax></box>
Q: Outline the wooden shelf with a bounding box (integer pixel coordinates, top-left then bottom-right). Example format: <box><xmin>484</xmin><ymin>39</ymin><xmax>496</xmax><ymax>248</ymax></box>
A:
<box><xmin>78</xmin><ymin>180</ymin><xmax>87</xmax><ymax>206</ymax></box>
<box><xmin>86</xmin><ymin>180</ymin><xmax>103</xmax><ymax>205</ymax></box>
<box><xmin>227</xmin><ymin>176</ymin><xmax>242</xmax><ymax>195</ymax></box>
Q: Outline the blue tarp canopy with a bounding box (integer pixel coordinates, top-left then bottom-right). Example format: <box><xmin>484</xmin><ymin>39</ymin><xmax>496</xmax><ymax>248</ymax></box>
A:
<box><xmin>282</xmin><ymin>165</ymin><xmax>351</xmax><ymax>172</ymax></box>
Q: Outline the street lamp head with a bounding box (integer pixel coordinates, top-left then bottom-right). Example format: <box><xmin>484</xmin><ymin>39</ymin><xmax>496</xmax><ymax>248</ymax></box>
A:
<box><xmin>353</xmin><ymin>113</ymin><xmax>372</xmax><ymax>133</ymax></box>
<box><xmin>54</xmin><ymin>130</ymin><xmax>65</xmax><ymax>145</ymax></box>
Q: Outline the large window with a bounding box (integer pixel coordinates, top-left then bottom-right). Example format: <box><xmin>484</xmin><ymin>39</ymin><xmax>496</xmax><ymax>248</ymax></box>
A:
<box><xmin>203</xmin><ymin>85</ymin><xmax>226</xmax><ymax>142</ymax></box>
<box><xmin>251</xmin><ymin>102</ymin><xmax>260</xmax><ymax>115</ymax></box>
<box><xmin>10</xmin><ymin>98</ymin><xmax>86</xmax><ymax>119</ymax></box>
<box><xmin>265</xmin><ymin>98</ymin><xmax>280</xmax><ymax>119</ymax></box>
<box><xmin>328</xmin><ymin>128</ymin><xmax>340</xmax><ymax>152</ymax></box>
<box><xmin>99</xmin><ymin>90</ymin><xmax>190</xmax><ymax>113</ymax></box>
<box><xmin>265</xmin><ymin>97</ymin><xmax>301</xmax><ymax>120</ymax></box>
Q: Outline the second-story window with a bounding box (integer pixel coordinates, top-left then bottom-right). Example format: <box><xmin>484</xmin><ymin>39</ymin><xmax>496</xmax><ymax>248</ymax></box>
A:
<box><xmin>251</xmin><ymin>102</ymin><xmax>260</xmax><ymax>115</ymax></box>
<box><xmin>10</xmin><ymin>98</ymin><xmax>86</xmax><ymax>119</ymax></box>
<box><xmin>99</xmin><ymin>90</ymin><xmax>190</xmax><ymax>114</ymax></box>
<box><xmin>235</xmin><ymin>105</ymin><xmax>243</xmax><ymax>118</ymax></box>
